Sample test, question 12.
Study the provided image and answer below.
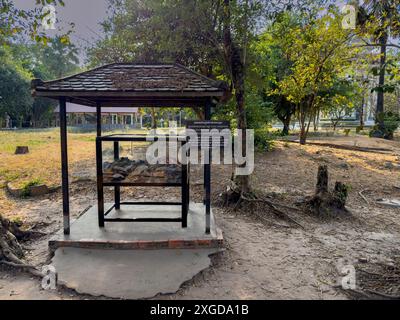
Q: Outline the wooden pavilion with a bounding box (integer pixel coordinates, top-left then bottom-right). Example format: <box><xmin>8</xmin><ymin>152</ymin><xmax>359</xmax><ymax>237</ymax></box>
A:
<box><xmin>31</xmin><ymin>63</ymin><xmax>227</xmax><ymax>236</ymax></box>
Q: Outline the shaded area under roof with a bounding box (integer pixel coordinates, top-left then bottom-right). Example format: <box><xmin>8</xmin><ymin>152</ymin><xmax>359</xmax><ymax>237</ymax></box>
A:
<box><xmin>54</xmin><ymin>103</ymin><xmax>138</xmax><ymax>114</ymax></box>
<box><xmin>32</xmin><ymin>63</ymin><xmax>228</xmax><ymax>108</ymax></box>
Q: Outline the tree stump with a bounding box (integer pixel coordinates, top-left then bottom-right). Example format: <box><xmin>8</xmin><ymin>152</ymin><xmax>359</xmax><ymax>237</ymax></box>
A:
<box><xmin>15</xmin><ymin>146</ymin><xmax>29</xmax><ymax>155</ymax></box>
<box><xmin>306</xmin><ymin>165</ymin><xmax>349</xmax><ymax>217</ymax></box>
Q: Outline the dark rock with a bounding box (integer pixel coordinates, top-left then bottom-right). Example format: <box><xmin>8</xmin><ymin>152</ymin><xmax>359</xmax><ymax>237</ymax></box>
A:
<box><xmin>112</xmin><ymin>174</ymin><xmax>125</xmax><ymax>181</ymax></box>
<box><xmin>29</xmin><ymin>185</ymin><xmax>50</xmax><ymax>196</ymax></box>
<box><xmin>385</xmin><ymin>162</ymin><xmax>394</xmax><ymax>169</ymax></box>
<box><xmin>113</xmin><ymin>166</ymin><xmax>129</xmax><ymax>176</ymax></box>
<box><xmin>132</xmin><ymin>164</ymin><xmax>148</xmax><ymax>176</ymax></box>
<box><xmin>103</xmin><ymin>162</ymin><xmax>112</xmax><ymax>170</ymax></box>
<box><xmin>339</xmin><ymin>162</ymin><xmax>349</xmax><ymax>169</ymax></box>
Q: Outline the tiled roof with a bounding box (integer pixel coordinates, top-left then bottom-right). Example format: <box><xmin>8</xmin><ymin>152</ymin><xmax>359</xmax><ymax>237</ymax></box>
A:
<box><xmin>32</xmin><ymin>63</ymin><xmax>225</xmax><ymax>94</ymax></box>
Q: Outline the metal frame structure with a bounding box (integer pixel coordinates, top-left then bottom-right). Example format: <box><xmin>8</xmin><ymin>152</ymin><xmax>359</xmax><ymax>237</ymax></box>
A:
<box><xmin>95</xmin><ymin>134</ymin><xmax>190</xmax><ymax>228</ymax></box>
<box><xmin>31</xmin><ymin>63</ymin><xmax>225</xmax><ymax>236</ymax></box>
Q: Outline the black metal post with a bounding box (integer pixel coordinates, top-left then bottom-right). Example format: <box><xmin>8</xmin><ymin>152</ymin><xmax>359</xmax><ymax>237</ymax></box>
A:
<box><xmin>114</xmin><ymin>141</ymin><xmax>121</xmax><ymax>210</ymax></box>
<box><xmin>181</xmin><ymin>139</ymin><xmax>188</xmax><ymax>228</ymax></box>
<box><xmin>204</xmin><ymin>100</ymin><xmax>212</xmax><ymax>234</ymax></box>
<box><xmin>186</xmin><ymin>146</ymin><xmax>191</xmax><ymax>218</ymax></box>
<box><xmin>96</xmin><ymin>102</ymin><xmax>102</xmax><ymax>137</ymax></box>
<box><xmin>59</xmin><ymin>97</ymin><xmax>70</xmax><ymax>235</ymax></box>
<box><xmin>96</xmin><ymin>102</ymin><xmax>105</xmax><ymax>227</ymax></box>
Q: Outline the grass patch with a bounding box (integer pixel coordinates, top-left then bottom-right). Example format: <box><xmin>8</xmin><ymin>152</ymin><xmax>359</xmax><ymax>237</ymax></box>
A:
<box><xmin>20</xmin><ymin>178</ymin><xmax>43</xmax><ymax>197</ymax></box>
<box><xmin>0</xmin><ymin>129</ymin><xmax>96</xmax><ymax>190</ymax></box>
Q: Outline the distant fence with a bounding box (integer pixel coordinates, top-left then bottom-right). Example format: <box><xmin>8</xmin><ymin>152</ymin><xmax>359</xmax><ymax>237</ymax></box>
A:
<box><xmin>319</xmin><ymin>120</ymin><xmax>375</xmax><ymax>129</ymax></box>
<box><xmin>68</xmin><ymin>124</ymin><xmax>142</xmax><ymax>133</ymax></box>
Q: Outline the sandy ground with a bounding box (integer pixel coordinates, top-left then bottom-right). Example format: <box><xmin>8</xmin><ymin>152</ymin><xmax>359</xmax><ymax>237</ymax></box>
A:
<box><xmin>1</xmin><ymin>134</ymin><xmax>400</xmax><ymax>300</ymax></box>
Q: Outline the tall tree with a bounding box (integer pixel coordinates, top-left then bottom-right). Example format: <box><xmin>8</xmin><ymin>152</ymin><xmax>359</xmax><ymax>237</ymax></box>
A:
<box><xmin>355</xmin><ymin>0</ymin><xmax>400</xmax><ymax>137</ymax></box>
<box><xmin>1</xmin><ymin>0</ymin><xmax>69</xmax><ymax>45</ymax></box>
<box><xmin>275</xmin><ymin>11</ymin><xmax>359</xmax><ymax>144</ymax></box>
<box><xmin>0</xmin><ymin>0</ymin><xmax>74</xmax><ymax>274</ymax></box>
<box><xmin>5</xmin><ymin>37</ymin><xmax>80</xmax><ymax>126</ymax></box>
<box><xmin>0</xmin><ymin>47</ymin><xmax>33</xmax><ymax>127</ymax></box>
<box><xmin>253</xmin><ymin>13</ymin><xmax>300</xmax><ymax>135</ymax></box>
<box><xmin>90</xmin><ymin>0</ymin><xmax>265</xmax><ymax>194</ymax></box>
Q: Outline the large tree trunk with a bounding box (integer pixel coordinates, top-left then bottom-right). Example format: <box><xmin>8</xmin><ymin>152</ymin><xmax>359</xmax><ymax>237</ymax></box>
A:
<box><xmin>313</xmin><ymin>110</ymin><xmax>320</xmax><ymax>132</ymax></box>
<box><xmin>278</xmin><ymin>112</ymin><xmax>291</xmax><ymax>136</ymax></box>
<box><xmin>299</xmin><ymin>126</ymin><xmax>307</xmax><ymax>145</ymax></box>
<box><xmin>276</xmin><ymin>97</ymin><xmax>295</xmax><ymax>136</ymax></box>
<box><xmin>299</xmin><ymin>103</ymin><xmax>307</xmax><ymax>145</ymax></box>
<box><xmin>223</xmin><ymin>0</ymin><xmax>250</xmax><ymax>194</ymax></box>
<box><xmin>376</xmin><ymin>33</ymin><xmax>388</xmax><ymax>134</ymax></box>
<box><xmin>282</xmin><ymin>117</ymin><xmax>291</xmax><ymax>136</ymax></box>
<box><xmin>359</xmin><ymin>95</ymin><xmax>365</xmax><ymax>130</ymax></box>
<box><xmin>299</xmin><ymin>95</ymin><xmax>315</xmax><ymax>145</ymax></box>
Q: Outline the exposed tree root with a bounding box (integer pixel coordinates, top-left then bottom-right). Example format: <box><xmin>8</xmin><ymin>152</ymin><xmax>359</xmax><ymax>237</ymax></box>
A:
<box><xmin>336</xmin><ymin>286</ymin><xmax>400</xmax><ymax>300</ymax></box>
<box><xmin>0</xmin><ymin>214</ymin><xmax>43</xmax><ymax>277</ymax></box>
<box><xmin>0</xmin><ymin>261</ymin><xmax>43</xmax><ymax>278</ymax></box>
<box><xmin>221</xmin><ymin>180</ymin><xmax>305</xmax><ymax>229</ymax></box>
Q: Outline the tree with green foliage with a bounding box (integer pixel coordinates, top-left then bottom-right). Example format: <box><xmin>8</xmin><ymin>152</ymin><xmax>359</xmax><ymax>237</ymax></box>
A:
<box><xmin>275</xmin><ymin>11</ymin><xmax>359</xmax><ymax>144</ymax></box>
<box><xmin>33</xmin><ymin>36</ymin><xmax>80</xmax><ymax>79</ymax></box>
<box><xmin>354</xmin><ymin>0</ymin><xmax>400</xmax><ymax>138</ymax></box>
<box><xmin>89</xmin><ymin>0</ymin><xmax>266</xmax><ymax>194</ymax></box>
<box><xmin>1</xmin><ymin>0</ymin><xmax>78</xmax><ymax>127</ymax></box>
<box><xmin>2</xmin><ymin>37</ymin><xmax>80</xmax><ymax>127</ymax></box>
<box><xmin>0</xmin><ymin>47</ymin><xmax>33</xmax><ymax>127</ymax></box>
<box><xmin>0</xmin><ymin>0</ymin><xmax>74</xmax><ymax>276</ymax></box>
<box><xmin>1</xmin><ymin>0</ymin><xmax>69</xmax><ymax>45</ymax></box>
<box><xmin>253</xmin><ymin>12</ymin><xmax>301</xmax><ymax>135</ymax></box>
<box><xmin>319</xmin><ymin>79</ymin><xmax>360</xmax><ymax>131</ymax></box>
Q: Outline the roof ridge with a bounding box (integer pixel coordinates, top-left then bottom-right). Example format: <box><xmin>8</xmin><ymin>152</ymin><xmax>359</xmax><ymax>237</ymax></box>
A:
<box><xmin>32</xmin><ymin>62</ymin><xmax>228</xmax><ymax>97</ymax></box>
<box><xmin>35</xmin><ymin>62</ymin><xmax>221</xmax><ymax>87</ymax></box>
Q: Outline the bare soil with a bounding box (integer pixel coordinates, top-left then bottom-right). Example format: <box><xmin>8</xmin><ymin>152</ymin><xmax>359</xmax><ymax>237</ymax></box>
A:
<box><xmin>1</xmin><ymin>135</ymin><xmax>400</xmax><ymax>300</ymax></box>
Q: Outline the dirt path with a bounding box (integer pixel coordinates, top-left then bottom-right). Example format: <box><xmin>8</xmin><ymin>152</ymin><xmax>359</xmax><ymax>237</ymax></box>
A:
<box><xmin>1</xmin><ymin>135</ymin><xmax>400</xmax><ymax>300</ymax></box>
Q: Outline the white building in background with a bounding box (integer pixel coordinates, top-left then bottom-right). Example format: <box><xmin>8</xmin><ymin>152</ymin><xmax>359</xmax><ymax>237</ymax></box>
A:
<box><xmin>54</xmin><ymin>103</ymin><xmax>142</xmax><ymax>127</ymax></box>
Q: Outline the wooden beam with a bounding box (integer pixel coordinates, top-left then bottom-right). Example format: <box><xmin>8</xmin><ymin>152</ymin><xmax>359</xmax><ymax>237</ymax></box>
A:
<box><xmin>59</xmin><ymin>97</ymin><xmax>70</xmax><ymax>235</ymax></box>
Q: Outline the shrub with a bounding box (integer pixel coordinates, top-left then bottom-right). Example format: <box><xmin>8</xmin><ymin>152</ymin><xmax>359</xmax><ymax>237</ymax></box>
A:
<box><xmin>370</xmin><ymin>112</ymin><xmax>400</xmax><ymax>140</ymax></box>
<box><xmin>21</xmin><ymin>178</ymin><xmax>42</xmax><ymax>197</ymax></box>
<box><xmin>254</xmin><ymin>129</ymin><xmax>275</xmax><ymax>151</ymax></box>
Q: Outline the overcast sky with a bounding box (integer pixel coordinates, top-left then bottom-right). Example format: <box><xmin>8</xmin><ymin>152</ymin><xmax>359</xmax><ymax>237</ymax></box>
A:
<box><xmin>13</xmin><ymin>0</ymin><xmax>109</xmax><ymax>63</ymax></box>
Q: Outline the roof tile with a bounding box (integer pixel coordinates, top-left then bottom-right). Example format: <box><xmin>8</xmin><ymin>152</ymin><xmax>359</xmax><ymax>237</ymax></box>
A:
<box><xmin>33</xmin><ymin>63</ymin><xmax>224</xmax><ymax>95</ymax></box>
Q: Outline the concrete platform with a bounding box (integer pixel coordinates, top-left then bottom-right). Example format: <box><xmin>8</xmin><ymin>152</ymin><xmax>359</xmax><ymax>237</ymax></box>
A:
<box><xmin>52</xmin><ymin>247</ymin><xmax>220</xmax><ymax>299</ymax></box>
<box><xmin>49</xmin><ymin>203</ymin><xmax>223</xmax><ymax>251</ymax></box>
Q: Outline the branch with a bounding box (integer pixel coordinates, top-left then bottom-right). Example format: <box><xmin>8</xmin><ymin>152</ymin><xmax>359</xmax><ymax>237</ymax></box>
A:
<box><xmin>354</xmin><ymin>41</ymin><xmax>400</xmax><ymax>50</ymax></box>
<box><xmin>358</xmin><ymin>189</ymin><xmax>370</xmax><ymax>205</ymax></box>
<box><xmin>240</xmin><ymin>194</ymin><xmax>305</xmax><ymax>229</ymax></box>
